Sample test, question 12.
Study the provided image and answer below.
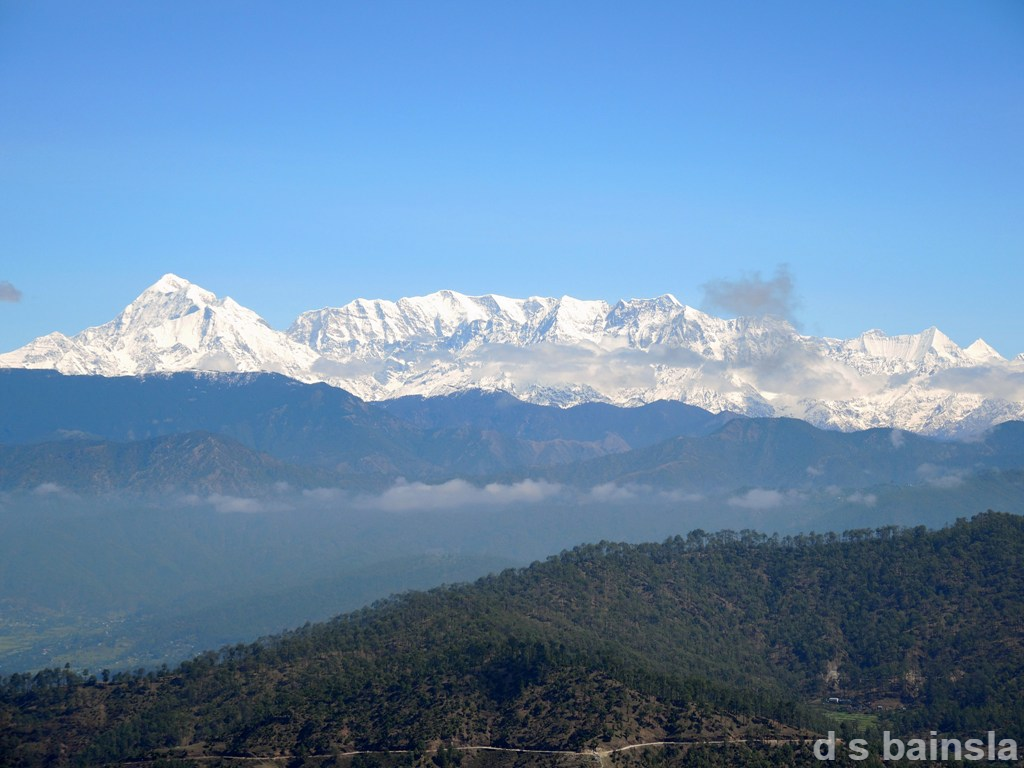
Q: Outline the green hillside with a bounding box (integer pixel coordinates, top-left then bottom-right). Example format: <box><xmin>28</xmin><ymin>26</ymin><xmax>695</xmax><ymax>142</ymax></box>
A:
<box><xmin>2</xmin><ymin>513</ymin><xmax>1022</xmax><ymax>767</ymax></box>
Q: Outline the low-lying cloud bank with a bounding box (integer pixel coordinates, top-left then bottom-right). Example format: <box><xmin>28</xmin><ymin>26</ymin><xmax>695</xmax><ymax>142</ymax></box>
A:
<box><xmin>587</xmin><ymin>482</ymin><xmax>703</xmax><ymax>504</ymax></box>
<box><xmin>357</xmin><ymin>478</ymin><xmax>562</xmax><ymax>512</ymax></box>
<box><xmin>178</xmin><ymin>479</ymin><xmax>709</xmax><ymax>515</ymax></box>
<box><xmin>927</xmin><ymin>366</ymin><xmax>1024</xmax><ymax>401</ymax></box>
<box><xmin>727</xmin><ymin>488</ymin><xmax>805</xmax><ymax>510</ymax></box>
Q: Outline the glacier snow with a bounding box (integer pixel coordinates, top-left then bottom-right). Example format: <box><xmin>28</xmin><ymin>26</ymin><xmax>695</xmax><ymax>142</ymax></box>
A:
<box><xmin>2</xmin><ymin>273</ymin><xmax>1022</xmax><ymax>436</ymax></box>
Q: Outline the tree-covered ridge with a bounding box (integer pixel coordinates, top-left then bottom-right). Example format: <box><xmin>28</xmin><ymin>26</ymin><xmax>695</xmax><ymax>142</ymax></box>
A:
<box><xmin>4</xmin><ymin>368</ymin><xmax>1024</xmax><ymax>495</ymax></box>
<box><xmin>2</xmin><ymin>512</ymin><xmax>1022</xmax><ymax>767</ymax></box>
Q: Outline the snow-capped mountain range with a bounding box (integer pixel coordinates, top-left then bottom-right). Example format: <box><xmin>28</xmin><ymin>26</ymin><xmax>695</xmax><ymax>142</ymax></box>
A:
<box><xmin>2</xmin><ymin>274</ymin><xmax>1022</xmax><ymax>436</ymax></box>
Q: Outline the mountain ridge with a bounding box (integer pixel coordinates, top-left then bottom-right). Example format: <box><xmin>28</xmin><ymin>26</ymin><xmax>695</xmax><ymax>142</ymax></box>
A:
<box><xmin>2</xmin><ymin>369</ymin><xmax>1023</xmax><ymax>501</ymax></box>
<box><xmin>0</xmin><ymin>369</ymin><xmax>742</xmax><ymax>487</ymax></box>
<box><xmin>2</xmin><ymin>273</ymin><xmax>1022</xmax><ymax>436</ymax></box>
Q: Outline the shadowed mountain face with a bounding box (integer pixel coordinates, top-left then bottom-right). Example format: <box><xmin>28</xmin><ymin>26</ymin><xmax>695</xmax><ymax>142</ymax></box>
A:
<box><xmin>375</xmin><ymin>389</ymin><xmax>738</xmax><ymax>446</ymax></box>
<box><xmin>2</xmin><ymin>513</ymin><xmax>1021</xmax><ymax>766</ymax></box>
<box><xmin>0</xmin><ymin>369</ymin><xmax>742</xmax><ymax>487</ymax></box>
<box><xmin>542</xmin><ymin>418</ymin><xmax>1024</xmax><ymax>491</ymax></box>
<box><xmin>1</xmin><ymin>369</ymin><xmax>1023</xmax><ymax>496</ymax></box>
<box><xmin>0</xmin><ymin>369</ymin><xmax>734</xmax><ymax>450</ymax></box>
<box><xmin>0</xmin><ymin>368</ymin><xmax>422</xmax><ymax>473</ymax></box>
<box><xmin>0</xmin><ymin>432</ymin><xmax>332</xmax><ymax>495</ymax></box>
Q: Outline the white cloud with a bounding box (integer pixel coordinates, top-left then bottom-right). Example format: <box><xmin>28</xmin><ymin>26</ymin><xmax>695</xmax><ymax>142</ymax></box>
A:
<box><xmin>846</xmin><ymin>491</ymin><xmax>877</xmax><ymax>507</ymax></box>
<box><xmin>472</xmin><ymin>343</ymin><xmax>659</xmax><ymax>392</ymax></box>
<box><xmin>196</xmin><ymin>351</ymin><xmax>239</xmax><ymax>372</ymax></box>
<box><xmin>727</xmin><ymin>488</ymin><xmax>786</xmax><ymax>509</ymax></box>
<box><xmin>360</xmin><ymin>478</ymin><xmax>563</xmax><ymax>512</ymax></box>
<box><xmin>701</xmin><ymin>264</ymin><xmax>799</xmax><ymax>322</ymax></box>
<box><xmin>927</xmin><ymin>365</ymin><xmax>1024</xmax><ymax>400</ymax></box>
<box><xmin>32</xmin><ymin>482</ymin><xmax>64</xmax><ymax>495</ymax></box>
<box><xmin>586</xmin><ymin>482</ymin><xmax>702</xmax><ymax>504</ymax></box>
<box><xmin>916</xmin><ymin>463</ymin><xmax>966</xmax><ymax>489</ymax></box>
<box><xmin>0</xmin><ymin>280</ymin><xmax>21</xmax><ymax>302</ymax></box>
<box><xmin>588</xmin><ymin>482</ymin><xmax>641</xmax><ymax>502</ymax></box>
<box><xmin>302</xmin><ymin>487</ymin><xmax>346</xmax><ymax>502</ymax></box>
<box><xmin>208</xmin><ymin>494</ymin><xmax>275</xmax><ymax>513</ymax></box>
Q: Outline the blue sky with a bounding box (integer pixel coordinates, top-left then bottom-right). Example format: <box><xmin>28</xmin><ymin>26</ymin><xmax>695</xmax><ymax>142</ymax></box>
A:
<box><xmin>1</xmin><ymin>1</ymin><xmax>1022</xmax><ymax>355</ymax></box>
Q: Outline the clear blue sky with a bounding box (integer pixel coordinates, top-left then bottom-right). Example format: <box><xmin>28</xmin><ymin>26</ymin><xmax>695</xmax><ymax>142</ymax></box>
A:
<box><xmin>1</xmin><ymin>1</ymin><xmax>1022</xmax><ymax>355</ymax></box>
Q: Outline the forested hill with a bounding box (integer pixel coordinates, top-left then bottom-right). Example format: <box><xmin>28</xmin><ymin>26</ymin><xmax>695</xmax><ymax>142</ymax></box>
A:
<box><xmin>3</xmin><ymin>513</ymin><xmax>1023</xmax><ymax>767</ymax></box>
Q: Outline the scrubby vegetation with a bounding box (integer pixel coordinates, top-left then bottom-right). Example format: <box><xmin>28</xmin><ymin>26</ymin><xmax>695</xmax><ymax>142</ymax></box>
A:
<box><xmin>2</xmin><ymin>512</ymin><xmax>1022</xmax><ymax>766</ymax></box>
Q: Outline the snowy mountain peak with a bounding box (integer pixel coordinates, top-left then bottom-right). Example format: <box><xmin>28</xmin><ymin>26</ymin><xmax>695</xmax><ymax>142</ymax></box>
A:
<box><xmin>127</xmin><ymin>275</ymin><xmax>220</xmax><ymax>315</ymax></box>
<box><xmin>2</xmin><ymin>275</ymin><xmax>1022</xmax><ymax>436</ymax></box>
<box><xmin>965</xmin><ymin>338</ymin><xmax>1004</xmax><ymax>363</ymax></box>
<box><xmin>922</xmin><ymin>326</ymin><xmax>960</xmax><ymax>354</ymax></box>
<box><xmin>146</xmin><ymin>273</ymin><xmax>197</xmax><ymax>294</ymax></box>
<box><xmin>656</xmin><ymin>293</ymin><xmax>683</xmax><ymax>307</ymax></box>
<box><xmin>0</xmin><ymin>276</ymin><xmax>319</xmax><ymax>378</ymax></box>
<box><xmin>846</xmin><ymin>326</ymin><xmax>957</xmax><ymax>361</ymax></box>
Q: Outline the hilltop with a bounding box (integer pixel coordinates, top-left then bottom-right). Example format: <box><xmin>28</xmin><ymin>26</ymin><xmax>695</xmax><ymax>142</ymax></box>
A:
<box><xmin>2</xmin><ymin>512</ymin><xmax>1021</xmax><ymax>766</ymax></box>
